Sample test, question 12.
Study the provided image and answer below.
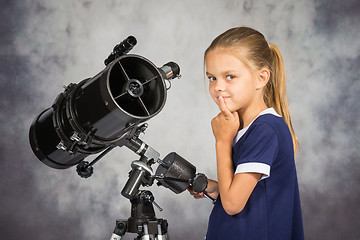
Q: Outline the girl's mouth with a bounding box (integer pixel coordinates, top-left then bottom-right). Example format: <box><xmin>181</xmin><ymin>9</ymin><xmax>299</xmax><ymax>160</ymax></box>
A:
<box><xmin>217</xmin><ymin>96</ymin><xmax>230</xmax><ymax>100</ymax></box>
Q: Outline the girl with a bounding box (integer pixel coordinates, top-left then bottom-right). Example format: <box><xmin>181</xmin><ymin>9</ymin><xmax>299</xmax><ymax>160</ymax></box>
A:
<box><xmin>189</xmin><ymin>27</ymin><xmax>304</xmax><ymax>239</ymax></box>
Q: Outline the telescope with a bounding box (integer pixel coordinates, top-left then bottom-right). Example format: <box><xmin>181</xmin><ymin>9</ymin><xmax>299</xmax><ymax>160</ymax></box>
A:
<box><xmin>29</xmin><ymin>36</ymin><xmax>211</xmax><ymax>240</ymax></box>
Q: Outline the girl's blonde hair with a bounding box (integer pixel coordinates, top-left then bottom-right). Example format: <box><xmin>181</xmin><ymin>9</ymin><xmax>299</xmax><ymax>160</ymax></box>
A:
<box><xmin>205</xmin><ymin>27</ymin><xmax>299</xmax><ymax>154</ymax></box>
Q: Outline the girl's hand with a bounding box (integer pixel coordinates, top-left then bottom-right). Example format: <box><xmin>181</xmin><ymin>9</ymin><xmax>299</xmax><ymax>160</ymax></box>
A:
<box><xmin>211</xmin><ymin>96</ymin><xmax>240</xmax><ymax>144</ymax></box>
<box><xmin>188</xmin><ymin>179</ymin><xmax>219</xmax><ymax>200</ymax></box>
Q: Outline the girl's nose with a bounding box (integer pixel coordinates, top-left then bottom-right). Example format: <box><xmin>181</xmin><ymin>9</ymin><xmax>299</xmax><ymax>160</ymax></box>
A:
<box><xmin>214</xmin><ymin>79</ymin><xmax>226</xmax><ymax>92</ymax></box>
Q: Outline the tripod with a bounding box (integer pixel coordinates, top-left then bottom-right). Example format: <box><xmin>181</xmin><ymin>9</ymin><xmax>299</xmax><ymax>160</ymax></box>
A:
<box><xmin>110</xmin><ymin>190</ymin><xmax>169</xmax><ymax>240</ymax></box>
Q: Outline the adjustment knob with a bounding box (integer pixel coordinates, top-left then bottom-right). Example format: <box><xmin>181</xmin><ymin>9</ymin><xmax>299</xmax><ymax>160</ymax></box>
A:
<box><xmin>76</xmin><ymin>161</ymin><xmax>94</xmax><ymax>178</ymax></box>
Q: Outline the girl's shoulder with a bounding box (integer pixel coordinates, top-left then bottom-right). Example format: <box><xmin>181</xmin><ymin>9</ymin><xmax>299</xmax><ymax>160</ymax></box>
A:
<box><xmin>250</xmin><ymin>113</ymin><xmax>292</xmax><ymax>142</ymax></box>
<box><xmin>253</xmin><ymin>113</ymin><xmax>286</xmax><ymax>129</ymax></box>
<box><xmin>235</xmin><ymin>109</ymin><xmax>279</xmax><ymax>143</ymax></box>
<box><xmin>250</xmin><ymin>107</ymin><xmax>286</xmax><ymax>133</ymax></box>
<box><xmin>234</xmin><ymin>108</ymin><xmax>289</xmax><ymax>144</ymax></box>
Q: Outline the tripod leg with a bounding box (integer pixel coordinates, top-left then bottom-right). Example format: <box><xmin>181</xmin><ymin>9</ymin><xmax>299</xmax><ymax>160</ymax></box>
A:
<box><xmin>139</xmin><ymin>223</ymin><xmax>153</xmax><ymax>240</ymax></box>
<box><xmin>156</xmin><ymin>219</ymin><xmax>169</xmax><ymax>240</ymax></box>
<box><xmin>110</xmin><ymin>220</ymin><xmax>127</xmax><ymax>240</ymax></box>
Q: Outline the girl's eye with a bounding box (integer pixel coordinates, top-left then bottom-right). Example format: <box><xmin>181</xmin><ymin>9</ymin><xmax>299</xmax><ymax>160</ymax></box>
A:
<box><xmin>226</xmin><ymin>75</ymin><xmax>235</xmax><ymax>80</ymax></box>
<box><xmin>208</xmin><ymin>76</ymin><xmax>216</xmax><ymax>82</ymax></box>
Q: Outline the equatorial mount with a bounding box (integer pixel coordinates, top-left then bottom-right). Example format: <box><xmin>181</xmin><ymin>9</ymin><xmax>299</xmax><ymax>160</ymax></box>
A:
<box><xmin>74</xmin><ymin>123</ymin><xmax>210</xmax><ymax>240</ymax></box>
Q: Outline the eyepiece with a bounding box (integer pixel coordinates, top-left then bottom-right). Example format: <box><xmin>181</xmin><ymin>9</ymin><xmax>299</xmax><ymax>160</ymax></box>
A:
<box><xmin>104</xmin><ymin>36</ymin><xmax>137</xmax><ymax>65</ymax></box>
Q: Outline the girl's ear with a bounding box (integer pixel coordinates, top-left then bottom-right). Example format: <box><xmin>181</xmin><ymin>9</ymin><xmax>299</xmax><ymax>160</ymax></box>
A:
<box><xmin>256</xmin><ymin>68</ymin><xmax>270</xmax><ymax>89</ymax></box>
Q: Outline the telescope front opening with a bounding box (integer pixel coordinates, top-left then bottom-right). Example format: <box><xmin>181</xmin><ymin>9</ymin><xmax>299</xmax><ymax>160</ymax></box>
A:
<box><xmin>109</xmin><ymin>55</ymin><xmax>166</xmax><ymax>117</ymax></box>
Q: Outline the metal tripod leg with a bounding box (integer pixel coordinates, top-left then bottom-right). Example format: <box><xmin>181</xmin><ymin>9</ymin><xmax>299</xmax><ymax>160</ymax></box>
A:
<box><xmin>137</xmin><ymin>219</ymin><xmax>169</xmax><ymax>240</ymax></box>
<box><xmin>110</xmin><ymin>216</ymin><xmax>170</xmax><ymax>240</ymax></box>
<box><xmin>156</xmin><ymin>219</ymin><xmax>169</xmax><ymax>240</ymax></box>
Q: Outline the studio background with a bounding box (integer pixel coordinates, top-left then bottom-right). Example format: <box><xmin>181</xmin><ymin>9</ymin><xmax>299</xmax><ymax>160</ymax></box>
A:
<box><xmin>1</xmin><ymin>0</ymin><xmax>359</xmax><ymax>239</ymax></box>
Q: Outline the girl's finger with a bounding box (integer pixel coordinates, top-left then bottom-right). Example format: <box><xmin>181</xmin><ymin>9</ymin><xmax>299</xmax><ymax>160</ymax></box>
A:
<box><xmin>218</xmin><ymin>96</ymin><xmax>232</xmax><ymax>119</ymax></box>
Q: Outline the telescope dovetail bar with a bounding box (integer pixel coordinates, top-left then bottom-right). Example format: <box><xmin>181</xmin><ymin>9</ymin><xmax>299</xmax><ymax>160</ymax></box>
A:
<box><xmin>29</xmin><ymin>36</ymin><xmax>210</xmax><ymax>240</ymax></box>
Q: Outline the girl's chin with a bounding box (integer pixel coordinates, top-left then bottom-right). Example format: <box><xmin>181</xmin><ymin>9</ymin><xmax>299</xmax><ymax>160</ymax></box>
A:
<box><xmin>216</xmin><ymin>104</ymin><xmax>237</xmax><ymax>113</ymax></box>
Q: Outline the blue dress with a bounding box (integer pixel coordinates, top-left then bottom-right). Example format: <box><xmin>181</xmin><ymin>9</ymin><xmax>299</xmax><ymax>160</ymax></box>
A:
<box><xmin>206</xmin><ymin>108</ymin><xmax>304</xmax><ymax>240</ymax></box>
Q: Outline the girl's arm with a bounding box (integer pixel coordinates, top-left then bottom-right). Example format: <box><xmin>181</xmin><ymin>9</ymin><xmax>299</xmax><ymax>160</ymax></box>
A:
<box><xmin>215</xmin><ymin>141</ymin><xmax>261</xmax><ymax>215</ymax></box>
<box><xmin>212</xmin><ymin>97</ymin><xmax>261</xmax><ymax>215</ymax></box>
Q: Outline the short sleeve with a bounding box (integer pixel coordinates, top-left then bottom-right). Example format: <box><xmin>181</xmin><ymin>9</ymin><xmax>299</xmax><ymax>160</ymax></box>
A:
<box><xmin>233</xmin><ymin>122</ymin><xmax>279</xmax><ymax>180</ymax></box>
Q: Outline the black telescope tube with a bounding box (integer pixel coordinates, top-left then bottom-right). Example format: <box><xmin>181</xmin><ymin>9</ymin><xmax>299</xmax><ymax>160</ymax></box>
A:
<box><xmin>29</xmin><ymin>54</ymin><xmax>171</xmax><ymax>169</ymax></box>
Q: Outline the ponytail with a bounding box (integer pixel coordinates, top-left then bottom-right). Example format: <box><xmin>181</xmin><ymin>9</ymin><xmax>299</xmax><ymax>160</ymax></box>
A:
<box><xmin>266</xmin><ymin>43</ymin><xmax>299</xmax><ymax>154</ymax></box>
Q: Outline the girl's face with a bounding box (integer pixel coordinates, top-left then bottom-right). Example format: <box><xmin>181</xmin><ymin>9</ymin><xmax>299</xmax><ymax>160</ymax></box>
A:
<box><xmin>206</xmin><ymin>48</ymin><xmax>259</xmax><ymax>113</ymax></box>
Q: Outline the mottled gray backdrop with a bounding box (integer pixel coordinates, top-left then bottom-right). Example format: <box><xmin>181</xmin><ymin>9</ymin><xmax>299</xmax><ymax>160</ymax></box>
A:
<box><xmin>1</xmin><ymin>0</ymin><xmax>359</xmax><ymax>239</ymax></box>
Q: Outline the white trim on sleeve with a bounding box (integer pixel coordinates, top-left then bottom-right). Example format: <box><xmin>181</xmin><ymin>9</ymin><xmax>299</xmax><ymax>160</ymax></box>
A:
<box><xmin>235</xmin><ymin>162</ymin><xmax>271</xmax><ymax>181</ymax></box>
